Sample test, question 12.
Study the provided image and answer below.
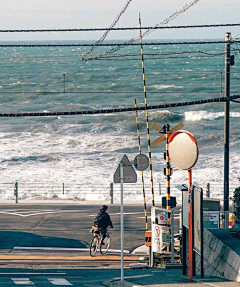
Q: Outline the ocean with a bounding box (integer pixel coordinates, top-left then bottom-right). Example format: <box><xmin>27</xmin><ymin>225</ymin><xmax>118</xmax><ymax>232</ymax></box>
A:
<box><xmin>0</xmin><ymin>39</ymin><xmax>239</xmax><ymax>203</ymax></box>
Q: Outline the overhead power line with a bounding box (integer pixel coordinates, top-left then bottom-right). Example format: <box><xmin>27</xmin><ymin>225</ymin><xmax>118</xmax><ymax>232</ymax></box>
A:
<box><xmin>1</xmin><ymin>40</ymin><xmax>239</xmax><ymax>48</ymax></box>
<box><xmin>0</xmin><ymin>48</ymin><xmax>229</xmax><ymax>64</ymax></box>
<box><xmin>0</xmin><ymin>94</ymin><xmax>239</xmax><ymax>118</ymax></box>
<box><xmin>0</xmin><ymin>23</ymin><xmax>239</xmax><ymax>33</ymax></box>
<box><xmin>82</xmin><ymin>0</ymin><xmax>134</xmax><ymax>59</ymax></box>
<box><xmin>0</xmin><ymin>49</ymin><xmax>227</xmax><ymax>63</ymax></box>
<box><xmin>81</xmin><ymin>50</ymin><xmax>225</xmax><ymax>61</ymax></box>
<box><xmin>82</xmin><ymin>0</ymin><xmax>202</xmax><ymax>60</ymax></box>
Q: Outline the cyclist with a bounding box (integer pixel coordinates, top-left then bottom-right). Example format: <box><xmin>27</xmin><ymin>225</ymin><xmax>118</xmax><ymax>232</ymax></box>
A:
<box><xmin>93</xmin><ymin>205</ymin><xmax>113</xmax><ymax>244</ymax></box>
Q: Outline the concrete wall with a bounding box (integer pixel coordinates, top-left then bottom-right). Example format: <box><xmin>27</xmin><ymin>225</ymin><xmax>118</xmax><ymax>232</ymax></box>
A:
<box><xmin>196</xmin><ymin>229</ymin><xmax>240</xmax><ymax>282</ymax></box>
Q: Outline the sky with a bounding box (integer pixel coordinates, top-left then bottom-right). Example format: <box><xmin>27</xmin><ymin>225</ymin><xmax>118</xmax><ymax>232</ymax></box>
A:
<box><xmin>0</xmin><ymin>0</ymin><xmax>239</xmax><ymax>41</ymax></box>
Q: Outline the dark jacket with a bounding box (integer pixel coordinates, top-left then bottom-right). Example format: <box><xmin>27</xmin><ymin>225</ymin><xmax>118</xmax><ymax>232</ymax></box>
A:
<box><xmin>94</xmin><ymin>210</ymin><xmax>113</xmax><ymax>229</ymax></box>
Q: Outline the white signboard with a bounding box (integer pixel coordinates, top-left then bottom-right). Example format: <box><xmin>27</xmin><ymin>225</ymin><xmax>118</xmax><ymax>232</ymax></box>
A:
<box><xmin>183</xmin><ymin>190</ymin><xmax>190</xmax><ymax>228</ymax></box>
<box><xmin>152</xmin><ymin>224</ymin><xmax>162</xmax><ymax>253</ymax></box>
<box><xmin>152</xmin><ymin>224</ymin><xmax>170</xmax><ymax>253</ymax></box>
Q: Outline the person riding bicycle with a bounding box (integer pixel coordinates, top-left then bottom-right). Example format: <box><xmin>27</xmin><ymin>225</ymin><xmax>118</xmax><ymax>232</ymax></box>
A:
<box><xmin>93</xmin><ymin>205</ymin><xmax>113</xmax><ymax>244</ymax></box>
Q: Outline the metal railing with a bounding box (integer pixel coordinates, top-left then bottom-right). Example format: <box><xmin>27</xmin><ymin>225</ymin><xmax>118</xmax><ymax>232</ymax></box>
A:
<box><xmin>0</xmin><ymin>181</ymin><xmax>238</xmax><ymax>204</ymax></box>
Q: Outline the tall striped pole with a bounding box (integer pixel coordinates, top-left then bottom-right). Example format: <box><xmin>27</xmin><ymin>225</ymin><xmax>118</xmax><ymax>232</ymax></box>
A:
<box><xmin>139</xmin><ymin>12</ymin><xmax>155</xmax><ymax>207</ymax></box>
<box><xmin>165</xmin><ymin>124</ymin><xmax>172</xmax><ymax>226</ymax></box>
<box><xmin>135</xmin><ymin>99</ymin><xmax>148</xmax><ymax>231</ymax></box>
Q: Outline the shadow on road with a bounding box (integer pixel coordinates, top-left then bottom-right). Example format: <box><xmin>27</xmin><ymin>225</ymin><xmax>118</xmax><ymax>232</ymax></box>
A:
<box><xmin>0</xmin><ymin>231</ymin><xmax>88</xmax><ymax>249</ymax></box>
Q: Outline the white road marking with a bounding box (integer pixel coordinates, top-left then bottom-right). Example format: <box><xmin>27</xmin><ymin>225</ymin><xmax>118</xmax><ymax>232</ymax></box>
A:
<box><xmin>6</xmin><ymin>209</ymin><xmax>53</xmax><ymax>213</ymax></box>
<box><xmin>1</xmin><ymin>209</ymin><xmax>143</xmax><ymax>218</ymax></box>
<box><xmin>89</xmin><ymin>212</ymin><xmax>143</xmax><ymax>217</ymax></box>
<box><xmin>0</xmin><ymin>209</ymin><xmax>85</xmax><ymax>217</ymax></box>
<box><xmin>12</xmin><ymin>278</ymin><xmax>34</xmax><ymax>285</ymax></box>
<box><xmin>13</xmin><ymin>246</ymin><xmax>130</xmax><ymax>253</ymax></box>
<box><xmin>48</xmin><ymin>278</ymin><xmax>73</xmax><ymax>285</ymax></box>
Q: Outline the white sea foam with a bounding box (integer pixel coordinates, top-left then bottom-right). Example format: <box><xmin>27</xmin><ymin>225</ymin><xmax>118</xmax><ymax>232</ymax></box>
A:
<box><xmin>151</xmin><ymin>84</ymin><xmax>183</xmax><ymax>89</ymax></box>
<box><xmin>149</xmin><ymin>110</ymin><xmax>173</xmax><ymax>119</ymax></box>
<box><xmin>0</xmin><ymin>129</ymin><xmax>238</xmax><ymax>203</ymax></box>
<box><xmin>185</xmin><ymin>110</ymin><xmax>240</xmax><ymax>121</ymax></box>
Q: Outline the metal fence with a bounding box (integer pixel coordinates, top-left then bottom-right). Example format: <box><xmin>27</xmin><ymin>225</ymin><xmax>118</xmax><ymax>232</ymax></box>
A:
<box><xmin>0</xmin><ymin>181</ymin><xmax>238</xmax><ymax>204</ymax></box>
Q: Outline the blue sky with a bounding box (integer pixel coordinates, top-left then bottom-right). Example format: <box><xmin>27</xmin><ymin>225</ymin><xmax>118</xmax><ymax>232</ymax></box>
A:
<box><xmin>0</xmin><ymin>0</ymin><xmax>239</xmax><ymax>41</ymax></box>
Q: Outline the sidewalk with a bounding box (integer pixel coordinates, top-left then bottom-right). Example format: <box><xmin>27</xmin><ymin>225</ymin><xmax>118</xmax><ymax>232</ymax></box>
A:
<box><xmin>103</xmin><ymin>267</ymin><xmax>239</xmax><ymax>287</ymax></box>
<box><xmin>105</xmin><ymin>243</ymin><xmax>239</xmax><ymax>286</ymax></box>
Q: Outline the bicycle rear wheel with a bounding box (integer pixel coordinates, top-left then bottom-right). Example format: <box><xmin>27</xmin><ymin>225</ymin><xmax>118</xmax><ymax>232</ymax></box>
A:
<box><xmin>100</xmin><ymin>234</ymin><xmax>111</xmax><ymax>254</ymax></box>
<box><xmin>90</xmin><ymin>236</ymin><xmax>98</xmax><ymax>257</ymax></box>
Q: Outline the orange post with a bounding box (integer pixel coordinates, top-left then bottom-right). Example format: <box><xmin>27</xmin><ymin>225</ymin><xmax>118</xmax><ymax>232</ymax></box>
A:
<box><xmin>145</xmin><ymin>230</ymin><xmax>152</xmax><ymax>247</ymax></box>
<box><xmin>188</xmin><ymin>169</ymin><xmax>193</xmax><ymax>281</ymax></box>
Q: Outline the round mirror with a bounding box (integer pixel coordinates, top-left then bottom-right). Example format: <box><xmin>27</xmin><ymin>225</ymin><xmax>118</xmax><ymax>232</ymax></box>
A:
<box><xmin>168</xmin><ymin>130</ymin><xmax>199</xmax><ymax>170</ymax></box>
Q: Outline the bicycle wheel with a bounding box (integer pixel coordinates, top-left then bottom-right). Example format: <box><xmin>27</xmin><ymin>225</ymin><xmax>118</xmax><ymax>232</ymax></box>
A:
<box><xmin>100</xmin><ymin>234</ymin><xmax>111</xmax><ymax>255</ymax></box>
<box><xmin>90</xmin><ymin>236</ymin><xmax>98</xmax><ymax>257</ymax></box>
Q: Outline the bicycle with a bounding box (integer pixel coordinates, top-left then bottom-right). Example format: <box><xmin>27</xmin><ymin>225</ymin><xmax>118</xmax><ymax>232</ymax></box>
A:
<box><xmin>90</xmin><ymin>227</ymin><xmax>111</xmax><ymax>257</ymax></box>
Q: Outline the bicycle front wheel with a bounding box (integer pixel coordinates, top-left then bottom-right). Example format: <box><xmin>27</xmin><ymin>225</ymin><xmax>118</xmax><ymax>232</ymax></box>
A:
<box><xmin>100</xmin><ymin>234</ymin><xmax>111</xmax><ymax>255</ymax></box>
<box><xmin>90</xmin><ymin>236</ymin><xmax>98</xmax><ymax>257</ymax></box>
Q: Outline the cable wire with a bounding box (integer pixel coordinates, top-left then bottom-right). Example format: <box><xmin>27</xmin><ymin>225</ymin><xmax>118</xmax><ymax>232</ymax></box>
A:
<box><xmin>0</xmin><ymin>94</ymin><xmax>239</xmax><ymax>117</ymax></box>
<box><xmin>0</xmin><ymin>40</ymin><xmax>239</xmax><ymax>48</ymax></box>
<box><xmin>82</xmin><ymin>0</ymin><xmax>201</xmax><ymax>60</ymax></box>
<box><xmin>0</xmin><ymin>23</ymin><xmax>239</xmax><ymax>33</ymax></box>
<box><xmin>81</xmin><ymin>0</ymin><xmax>134</xmax><ymax>59</ymax></box>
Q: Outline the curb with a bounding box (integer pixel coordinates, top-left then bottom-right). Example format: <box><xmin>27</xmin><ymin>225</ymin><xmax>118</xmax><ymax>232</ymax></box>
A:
<box><xmin>103</xmin><ymin>279</ymin><xmax>144</xmax><ymax>287</ymax></box>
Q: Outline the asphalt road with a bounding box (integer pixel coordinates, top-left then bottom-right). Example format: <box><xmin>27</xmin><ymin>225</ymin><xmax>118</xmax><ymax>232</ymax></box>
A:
<box><xmin>0</xmin><ymin>202</ymin><xmax>154</xmax><ymax>286</ymax></box>
<box><xmin>0</xmin><ymin>267</ymin><xmax>164</xmax><ymax>287</ymax></box>
<box><xmin>0</xmin><ymin>202</ymin><xmax>152</xmax><ymax>253</ymax></box>
<box><xmin>0</xmin><ymin>202</ymin><xmax>183</xmax><ymax>286</ymax></box>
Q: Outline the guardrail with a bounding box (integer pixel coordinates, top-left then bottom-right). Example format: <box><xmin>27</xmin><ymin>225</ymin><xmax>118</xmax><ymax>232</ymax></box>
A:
<box><xmin>0</xmin><ymin>181</ymin><xmax>238</xmax><ymax>204</ymax></box>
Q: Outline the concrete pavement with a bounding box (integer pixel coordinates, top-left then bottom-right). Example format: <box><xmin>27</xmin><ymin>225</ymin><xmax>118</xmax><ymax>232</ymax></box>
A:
<box><xmin>103</xmin><ymin>267</ymin><xmax>240</xmax><ymax>287</ymax></box>
<box><xmin>103</xmin><ymin>241</ymin><xmax>240</xmax><ymax>287</ymax></box>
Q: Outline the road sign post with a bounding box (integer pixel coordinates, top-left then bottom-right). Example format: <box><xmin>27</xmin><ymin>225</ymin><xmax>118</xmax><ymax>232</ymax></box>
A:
<box><xmin>120</xmin><ymin>160</ymin><xmax>124</xmax><ymax>282</ymax></box>
<box><xmin>114</xmin><ymin>154</ymin><xmax>148</xmax><ymax>281</ymax></box>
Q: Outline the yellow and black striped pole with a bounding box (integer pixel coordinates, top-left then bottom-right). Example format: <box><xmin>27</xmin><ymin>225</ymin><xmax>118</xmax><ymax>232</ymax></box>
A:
<box><xmin>135</xmin><ymin>99</ymin><xmax>148</xmax><ymax>231</ymax></box>
<box><xmin>139</xmin><ymin>12</ymin><xmax>155</xmax><ymax>207</ymax></box>
<box><xmin>165</xmin><ymin>124</ymin><xmax>172</xmax><ymax>226</ymax></box>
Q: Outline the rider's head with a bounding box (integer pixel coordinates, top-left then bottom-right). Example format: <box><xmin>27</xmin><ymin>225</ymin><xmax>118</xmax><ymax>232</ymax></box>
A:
<box><xmin>101</xmin><ymin>205</ymin><xmax>108</xmax><ymax>212</ymax></box>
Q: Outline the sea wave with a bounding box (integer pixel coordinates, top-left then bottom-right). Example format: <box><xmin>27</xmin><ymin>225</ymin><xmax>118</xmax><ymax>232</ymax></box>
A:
<box><xmin>184</xmin><ymin>110</ymin><xmax>240</xmax><ymax>121</ymax></box>
<box><xmin>150</xmin><ymin>84</ymin><xmax>184</xmax><ymax>90</ymax></box>
<box><xmin>150</xmin><ymin>110</ymin><xmax>183</xmax><ymax>122</ymax></box>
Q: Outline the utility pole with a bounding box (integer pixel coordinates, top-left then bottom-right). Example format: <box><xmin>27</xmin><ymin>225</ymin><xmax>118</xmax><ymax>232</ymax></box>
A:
<box><xmin>223</xmin><ymin>32</ymin><xmax>231</xmax><ymax>228</ymax></box>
